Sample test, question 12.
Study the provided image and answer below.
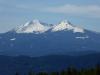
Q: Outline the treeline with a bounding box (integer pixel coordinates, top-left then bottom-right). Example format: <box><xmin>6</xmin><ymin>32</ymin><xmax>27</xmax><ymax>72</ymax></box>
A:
<box><xmin>15</xmin><ymin>64</ymin><xmax>100</xmax><ymax>75</ymax></box>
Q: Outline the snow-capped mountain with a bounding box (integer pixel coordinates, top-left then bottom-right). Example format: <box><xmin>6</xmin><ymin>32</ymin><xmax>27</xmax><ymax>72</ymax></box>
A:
<box><xmin>52</xmin><ymin>20</ymin><xmax>84</xmax><ymax>33</ymax></box>
<box><xmin>0</xmin><ymin>19</ymin><xmax>100</xmax><ymax>57</ymax></box>
<box><xmin>13</xmin><ymin>20</ymin><xmax>52</xmax><ymax>34</ymax></box>
<box><xmin>11</xmin><ymin>19</ymin><xmax>84</xmax><ymax>34</ymax></box>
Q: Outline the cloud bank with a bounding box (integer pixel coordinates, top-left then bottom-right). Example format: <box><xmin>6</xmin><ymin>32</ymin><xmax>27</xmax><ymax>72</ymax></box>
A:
<box><xmin>43</xmin><ymin>4</ymin><xmax>100</xmax><ymax>18</ymax></box>
<box><xmin>1</xmin><ymin>2</ymin><xmax>100</xmax><ymax>18</ymax></box>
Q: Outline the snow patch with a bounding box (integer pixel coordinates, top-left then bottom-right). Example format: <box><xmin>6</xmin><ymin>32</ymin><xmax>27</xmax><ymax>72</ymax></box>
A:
<box><xmin>10</xmin><ymin>38</ymin><xmax>16</xmax><ymax>41</ymax></box>
<box><xmin>75</xmin><ymin>36</ymin><xmax>89</xmax><ymax>39</ymax></box>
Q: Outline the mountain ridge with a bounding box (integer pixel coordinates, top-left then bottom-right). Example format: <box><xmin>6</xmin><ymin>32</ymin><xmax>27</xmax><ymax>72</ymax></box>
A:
<box><xmin>0</xmin><ymin>53</ymin><xmax>100</xmax><ymax>75</ymax></box>
<box><xmin>10</xmin><ymin>19</ymin><xmax>85</xmax><ymax>34</ymax></box>
<box><xmin>0</xmin><ymin>19</ymin><xmax>100</xmax><ymax>57</ymax></box>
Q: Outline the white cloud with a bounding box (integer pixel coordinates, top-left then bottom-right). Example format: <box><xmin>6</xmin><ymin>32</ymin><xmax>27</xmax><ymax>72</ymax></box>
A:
<box><xmin>15</xmin><ymin>4</ymin><xmax>44</xmax><ymax>12</ymax></box>
<box><xmin>43</xmin><ymin>4</ymin><xmax>100</xmax><ymax>18</ymax></box>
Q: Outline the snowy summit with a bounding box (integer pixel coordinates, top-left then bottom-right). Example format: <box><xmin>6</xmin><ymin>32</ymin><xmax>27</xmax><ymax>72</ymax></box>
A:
<box><xmin>11</xmin><ymin>19</ymin><xmax>84</xmax><ymax>34</ymax></box>
<box><xmin>52</xmin><ymin>20</ymin><xmax>73</xmax><ymax>31</ymax></box>
<box><xmin>14</xmin><ymin>19</ymin><xmax>51</xmax><ymax>34</ymax></box>
<box><xmin>52</xmin><ymin>20</ymin><xmax>84</xmax><ymax>33</ymax></box>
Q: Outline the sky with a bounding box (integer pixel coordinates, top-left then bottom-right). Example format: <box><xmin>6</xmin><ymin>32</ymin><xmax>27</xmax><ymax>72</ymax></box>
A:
<box><xmin>0</xmin><ymin>0</ymin><xmax>100</xmax><ymax>33</ymax></box>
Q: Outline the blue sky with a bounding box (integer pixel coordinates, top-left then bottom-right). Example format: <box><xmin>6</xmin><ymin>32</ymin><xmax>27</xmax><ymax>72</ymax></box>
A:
<box><xmin>0</xmin><ymin>0</ymin><xmax>100</xmax><ymax>33</ymax></box>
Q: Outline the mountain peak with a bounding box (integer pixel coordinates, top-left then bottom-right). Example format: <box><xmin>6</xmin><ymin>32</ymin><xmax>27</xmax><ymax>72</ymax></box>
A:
<box><xmin>10</xmin><ymin>19</ymin><xmax>85</xmax><ymax>34</ymax></box>
<box><xmin>13</xmin><ymin>19</ymin><xmax>51</xmax><ymax>34</ymax></box>
<box><xmin>52</xmin><ymin>20</ymin><xmax>74</xmax><ymax>32</ymax></box>
<box><xmin>52</xmin><ymin>20</ymin><xmax>84</xmax><ymax>33</ymax></box>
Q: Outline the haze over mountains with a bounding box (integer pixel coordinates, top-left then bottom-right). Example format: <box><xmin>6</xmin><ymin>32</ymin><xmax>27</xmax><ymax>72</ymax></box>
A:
<box><xmin>0</xmin><ymin>19</ymin><xmax>100</xmax><ymax>57</ymax></box>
